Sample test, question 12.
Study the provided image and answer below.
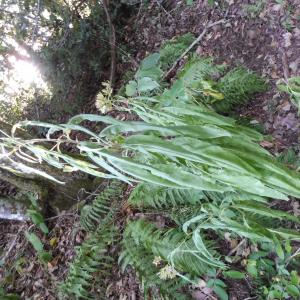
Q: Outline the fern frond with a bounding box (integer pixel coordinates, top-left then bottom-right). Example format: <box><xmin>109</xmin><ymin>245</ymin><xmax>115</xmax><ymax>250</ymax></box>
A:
<box><xmin>60</xmin><ymin>180</ymin><xmax>124</xmax><ymax>299</ymax></box>
<box><xmin>80</xmin><ymin>180</ymin><xmax>124</xmax><ymax>231</ymax></box>
<box><xmin>159</xmin><ymin>33</ymin><xmax>195</xmax><ymax>71</ymax></box>
<box><xmin>59</xmin><ymin>222</ymin><xmax>118</xmax><ymax>299</ymax></box>
<box><xmin>128</xmin><ymin>183</ymin><xmax>265</xmax><ymax>211</ymax></box>
<box><xmin>213</xmin><ymin>67</ymin><xmax>267</xmax><ymax>112</ymax></box>
<box><xmin>128</xmin><ymin>182</ymin><xmax>205</xmax><ymax>209</ymax></box>
<box><xmin>277</xmin><ymin>148</ymin><xmax>300</xmax><ymax>168</ymax></box>
<box><xmin>120</xmin><ymin>220</ymin><xmax>199</xmax><ymax>299</ymax></box>
<box><xmin>119</xmin><ymin>236</ymin><xmax>190</xmax><ymax>300</ymax></box>
<box><xmin>121</xmin><ymin>219</ymin><xmax>220</xmax><ymax>277</ymax></box>
<box><xmin>178</xmin><ymin>56</ymin><xmax>225</xmax><ymax>85</ymax></box>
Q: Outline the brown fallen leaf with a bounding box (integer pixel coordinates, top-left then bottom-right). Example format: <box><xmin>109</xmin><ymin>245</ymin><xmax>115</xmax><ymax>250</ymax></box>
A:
<box><xmin>260</xmin><ymin>141</ymin><xmax>274</xmax><ymax>148</ymax></box>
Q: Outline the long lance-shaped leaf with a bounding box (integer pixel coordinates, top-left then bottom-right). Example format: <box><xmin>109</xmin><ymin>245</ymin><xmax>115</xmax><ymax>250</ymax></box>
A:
<box><xmin>14</xmin><ymin>121</ymin><xmax>102</xmax><ymax>141</ymax></box>
<box><xmin>12</xmin><ymin>121</ymin><xmax>65</xmax><ymax>137</ymax></box>
<box><xmin>124</xmin><ymin>135</ymin><xmax>213</xmax><ymax>165</ymax></box>
<box><xmin>198</xmin><ymin>218</ymin><xmax>273</xmax><ymax>242</ymax></box>
<box><xmin>267</xmin><ymin>228</ymin><xmax>300</xmax><ymax>240</ymax></box>
<box><xmin>209</xmin><ymin>168</ymin><xmax>288</xmax><ymax>200</ymax></box>
<box><xmin>79</xmin><ymin>143</ymin><xmax>229</xmax><ymax>192</ymax></box>
<box><xmin>87</xmin><ymin>152</ymin><xmax>132</xmax><ymax>184</ymax></box>
<box><xmin>125</xmin><ymin>135</ymin><xmax>260</xmax><ymax>176</ymax></box>
<box><xmin>161</xmin><ymin>105</ymin><xmax>236</xmax><ymax>127</ymax></box>
<box><xmin>101</xmin><ymin>122</ymin><xmax>232</xmax><ymax>139</ymax></box>
<box><xmin>214</xmin><ymin>137</ymin><xmax>271</xmax><ymax>157</ymax></box>
<box><xmin>233</xmin><ymin>201</ymin><xmax>300</xmax><ymax>224</ymax></box>
<box><xmin>68</xmin><ymin>114</ymin><xmax>123</xmax><ymax>125</ymax></box>
<box><xmin>182</xmin><ymin>214</ymin><xmax>208</xmax><ymax>233</ymax></box>
<box><xmin>232</xmin><ymin>149</ymin><xmax>300</xmax><ymax>198</ymax></box>
<box><xmin>0</xmin><ymin>162</ymin><xmax>64</xmax><ymax>184</ymax></box>
<box><xmin>192</xmin><ymin>227</ymin><xmax>225</xmax><ymax>268</ymax></box>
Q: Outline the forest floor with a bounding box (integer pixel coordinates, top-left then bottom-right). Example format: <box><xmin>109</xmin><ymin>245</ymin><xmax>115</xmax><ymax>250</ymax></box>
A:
<box><xmin>1</xmin><ymin>0</ymin><xmax>300</xmax><ymax>299</ymax></box>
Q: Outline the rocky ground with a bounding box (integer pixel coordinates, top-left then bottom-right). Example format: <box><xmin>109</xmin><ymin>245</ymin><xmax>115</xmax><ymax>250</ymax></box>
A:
<box><xmin>1</xmin><ymin>0</ymin><xmax>300</xmax><ymax>299</ymax></box>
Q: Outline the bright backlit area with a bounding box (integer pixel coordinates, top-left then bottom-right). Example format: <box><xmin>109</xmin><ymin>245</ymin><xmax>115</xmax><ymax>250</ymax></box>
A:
<box><xmin>5</xmin><ymin>55</ymin><xmax>47</xmax><ymax>94</ymax></box>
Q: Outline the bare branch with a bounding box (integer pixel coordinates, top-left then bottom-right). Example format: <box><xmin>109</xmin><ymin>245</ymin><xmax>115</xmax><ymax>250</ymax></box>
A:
<box><xmin>163</xmin><ymin>19</ymin><xmax>227</xmax><ymax>80</ymax></box>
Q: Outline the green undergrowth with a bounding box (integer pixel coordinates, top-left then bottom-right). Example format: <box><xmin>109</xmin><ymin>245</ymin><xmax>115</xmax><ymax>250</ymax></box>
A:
<box><xmin>125</xmin><ymin>33</ymin><xmax>266</xmax><ymax>113</ymax></box>
<box><xmin>4</xmin><ymin>34</ymin><xmax>300</xmax><ymax>299</ymax></box>
<box><xmin>59</xmin><ymin>180</ymin><xmax>124</xmax><ymax>299</ymax></box>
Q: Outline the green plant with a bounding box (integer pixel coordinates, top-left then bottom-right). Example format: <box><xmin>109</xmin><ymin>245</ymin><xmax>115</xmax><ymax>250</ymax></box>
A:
<box><xmin>129</xmin><ymin>183</ymin><xmax>300</xmax><ymax>264</ymax></box>
<box><xmin>26</xmin><ymin>193</ymin><xmax>49</xmax><ymax>234</ymax></box>
<box><xmin>206</xmin><ymin>268</ymin><xmax>229</xmax><ymax>300</ymax></box>
<box><xmin>246</xmin><ymin>244</ymin><xmax>300</xmax><ymax>299</ymax></box>
<box><xmin>277</xmin><ymin>77</ymin><xmax>300</xmax><ymax>114</ymax></box>
<box><xmin>25</xmin><ymin>232</ymin><xmax>52</xmax><ymax>264</ymax></box>
<box><xmin>60</xmin><ymin>180</ymin><xmax>121</xmax><ymax>299</ymax></box>
<box><xmin>277</xmin><ymin>148</ymin><xmax>300</xmax><ymax>170</ymax></box>
<box><xmin>80</xmin><ymin>179</ymin><xmax>124</xmax><ymax>231</ymax></box>
<box><xmin>2</xmin><ymin>42</ymin><xmax>300</xmax><ymax>299</ymax></box>
<box><xmin>59</xmin><ymin>222</ymin><xmax>118</xmax><ymax>299</ymax></box>
<box><xmin>125</xmin><ymin>181</ymin><xmax>300</xmax><ymax>299</ymax></box>
<box><xmin>214</xmin><ymin>67</ymin><xmax>267</xmax><ymax>112</ymax></box>
<box><xmin>243</xmin><ymin>0</ymin><xmax>266</xmax><ymax>18</ymax></box>
<box><xmin>159</xmin><ymin>33</ymin><xmax>195</xmax><ymax>71</ymax></box>
<box><xmin>120</xmin><ymin>219</ymin><xmax>217</xmax><ymax>299</ymax></box>
<box><xmin>0</xmin><ymin>288</ymin><xmax>20</xmax><ymax>300</ymax></box>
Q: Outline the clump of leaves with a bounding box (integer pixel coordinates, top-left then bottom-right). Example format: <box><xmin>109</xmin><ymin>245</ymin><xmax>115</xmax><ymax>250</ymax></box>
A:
<box><xmin>159</xmin><ymin>33</ymin><xmax>195</xmax><ymax>71</ymax></box>
<box><xmin>277</xmin><ymin>77</ymin><xmax>300</xmax><ymax>114</ymax></box>
<box><xmin>246</xmin><ymin>243</ymin><xmax>300</xmax><ymax>299</ymax></box>
<box><xmin>26</xmin><ymin>193</ymin><xmax>48</xmax><ymax>234</ymax></box>
<box><xmin>60</xmin><ymin>180</ymin><xmax>122</xmax><ymax>299</ymax></box>
<box><xmin>214</xmin><ymin>67</ymin><xmax>267</xmax><ymax>112</ymax></box>
<box><xmin>25</xmin><ymin>232</ymin><xmax>52</xmax><ymax>264</ymax></box>
<box><xmin>277</xmin><ymin>148</ymin><xmax>300</xmax><ymax>170</ymax></box>
<box><xmin>243</xmin><ymin>0</ymin><xmax>266</xmax><ymax>18</ymax></box>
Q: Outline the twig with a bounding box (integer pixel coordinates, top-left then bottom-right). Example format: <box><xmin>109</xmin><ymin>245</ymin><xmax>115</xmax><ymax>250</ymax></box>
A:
<box><xmin>227</xmin><ymin>238</ymin><xmax>246</xmax><ymax>257</ymax></box>
<box><xmin>215</xmin><ymin>239</ymin><xmax>246</xmax><ymax>277</ymax></box>
<box><xmin>285</xmin><ymin>247</ymin><xmax>300</xmax><ymax>266</ymax></box>
<box><xmin>163</xmin><ymin>19</ymin><xmax>226</xmax><ymax>80</ymax></box>
<box><xmin>102</xmin><ymin>0</ymin><xmax>116</xmax><ymax>86</ymax></box>
<box><xmin>0</xmin><ymin>225</ymin><xmax>24</xmax><ymax>263</ymax></box>
<box><xmin>155</xmin><ymin>0</ymin><xmax>173</xmax><ymax>19</ymax></box>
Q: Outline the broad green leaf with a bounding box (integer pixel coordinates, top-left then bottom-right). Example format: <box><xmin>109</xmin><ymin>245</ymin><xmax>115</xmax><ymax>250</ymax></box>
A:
<box><xmin>246</xmin><ymin>260</ymin><xmax>258</xmax><ymax>278</ymax></box>
<box><xmin>125</xmin><ymin>80</ymin><xmax>138</xmax><ymax>96</ymax></box>
<box><xmin>137</xmin><ymin>77</ymin><xmax>159</xmax><ymax>93</ymax></box>
<box><xmin>140</xmin><ymin>53</ymin><xmax>160</xmax><ymax>69</ymax></box>
<box><xmin>25</xmin><ymin>232</ymin><xmax>43</xmax><ymax>252</ymax></box>
<box><xmin>291</xmin><ymin>271</ymin><xmax>299</xmax><ymax>285</ymax></box>
<box><xmin>286</xmin><ymin>285</ymin><xmax>300</xmax><ymax>297</ymax></box>
<box><xmin>213</xmin><ymin>285</ymin><xmax>228</xmax><ymax>300</ymax></box>
<box><xmin>224</xmin><ymin>270</ymin><xmax>245</xmax><ymax>279</ymax></box>
<box><xmin>39</xmin><ymin>223</ymin><xmax>49</xmax><ymax>234</ymax></box>
<box><xmin>158</xmin><ymin>80</ymin><xmax>190</xmax><ymax>104</ymax></box>
<box><xmin>136</xmin><ymin>53</ymin><xmax>162</xmax><ymax>80</ymax></box>
<box><xmin>27</xmin><ymin>210</ymin><xmax>44</xmax><ymax>225</ymax></box>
